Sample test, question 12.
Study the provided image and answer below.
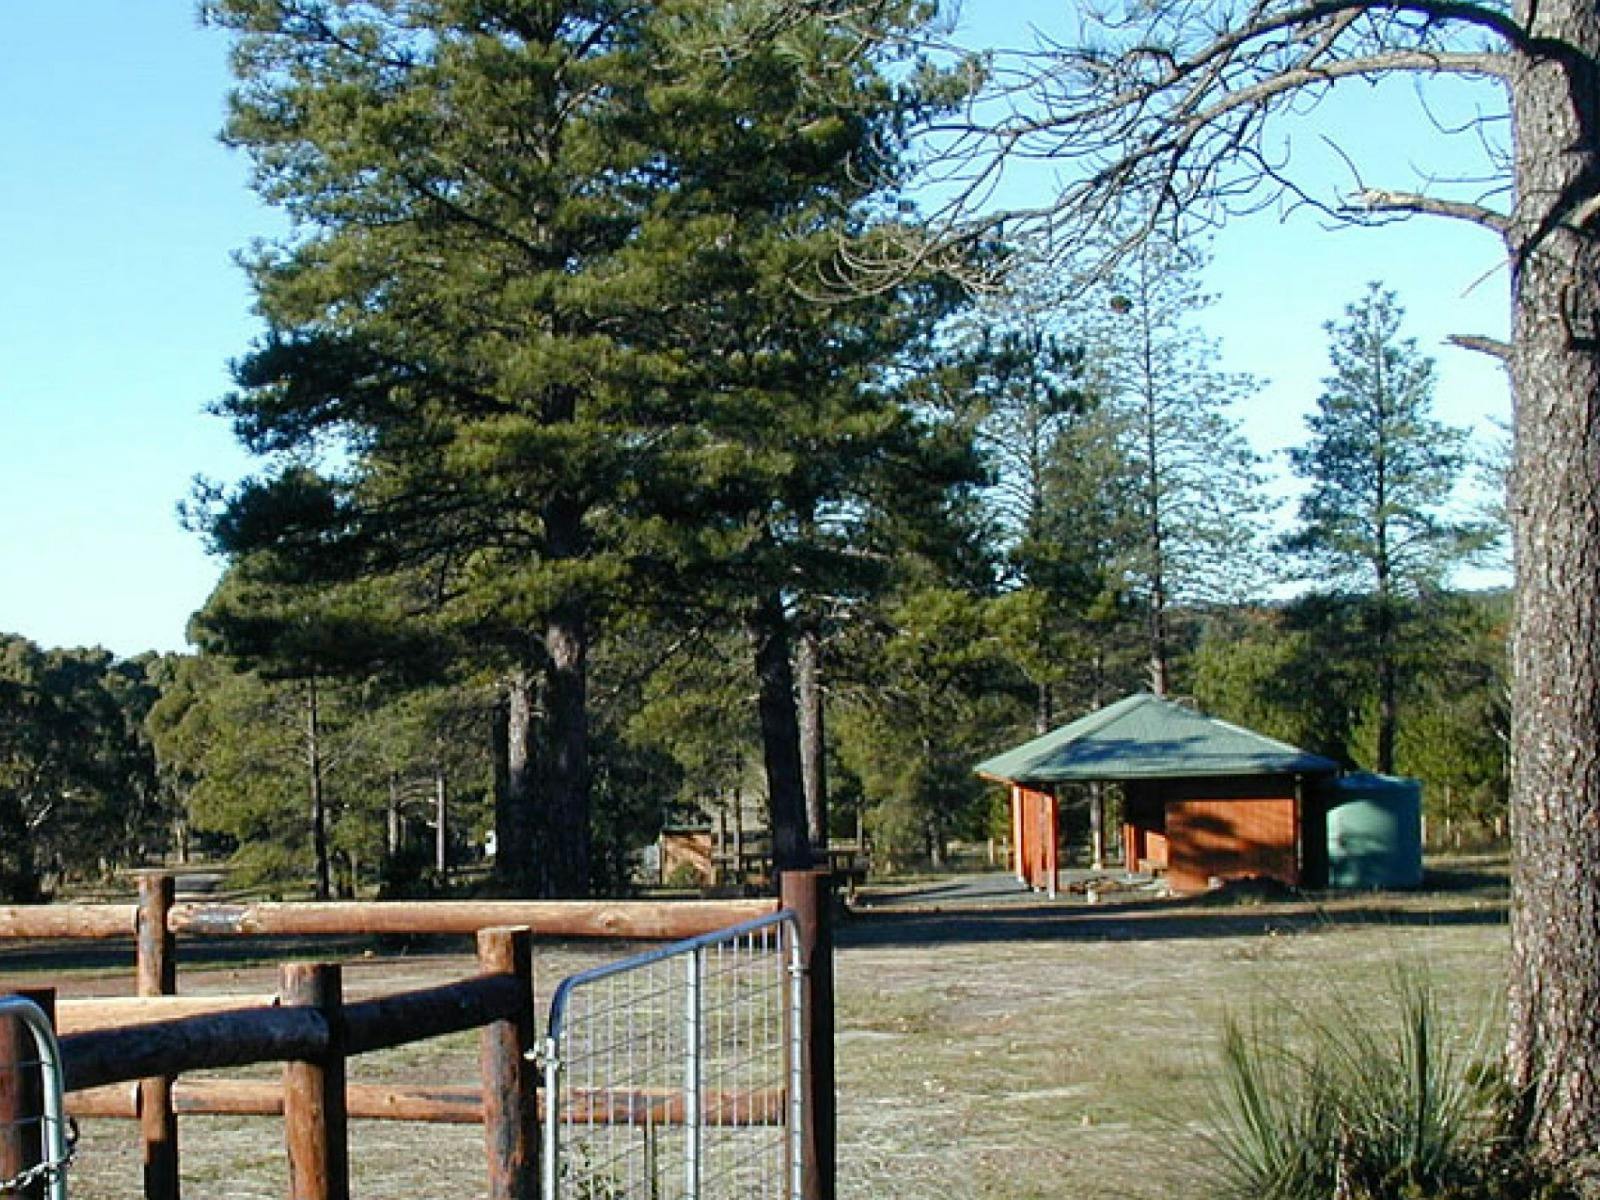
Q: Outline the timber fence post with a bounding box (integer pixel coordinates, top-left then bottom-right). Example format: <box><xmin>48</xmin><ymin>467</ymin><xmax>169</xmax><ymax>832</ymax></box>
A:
<box><xmin>477</xmin><ymin>926</ymin><xmax>537</xmax><ymax>1200</ymax></box>
<box><xmin>781</xmin><ymin>868</ymin><xmax>835</xmax><ymax>1200</ymax></box>
<box><xmin>0</xmin><ymin>988</ymin><xmax>54</xmax><ymax>1200</ymax></box>
<box><xmin>280</xmin><ymin>963</ymin><xmax>348</xmax><ymax>1200</ymax></box>
<box><xmin>136</xmin><ymin>872</ymin><xmax>179</xmax><ymax>1200</ymax></box>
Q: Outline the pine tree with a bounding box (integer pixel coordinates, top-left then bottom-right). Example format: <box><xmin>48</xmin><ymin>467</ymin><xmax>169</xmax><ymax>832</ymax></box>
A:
<box><xmin>612</xmin><ymin>0</ymin><xmax>972</xmax><ymax>871</ymax></box>
<box><xmin>1093</xmin><ymin>232</ymin><xmax>1267</xmax><ymax>696</ymax></box>
<box><xmin>957</xmin><ymin>263</ymin><xmax>1141</xmax><ymax>728</ymax></box>
<box><xmin>1284</xmin><ymin>283</ymin><xmax>1489</xmax><ymax>774</ymax></box>
<box><xmin>200</xmin><ymin>0</ymin><xmax>964</xmax><ymax>890</ymax></box>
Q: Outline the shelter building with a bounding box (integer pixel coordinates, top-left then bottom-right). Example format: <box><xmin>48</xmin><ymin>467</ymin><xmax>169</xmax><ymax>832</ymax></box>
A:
<box><xmin>975</xmin><ymin>693</ymin><xmax>1341</xmax><ymax>895</ymax></box>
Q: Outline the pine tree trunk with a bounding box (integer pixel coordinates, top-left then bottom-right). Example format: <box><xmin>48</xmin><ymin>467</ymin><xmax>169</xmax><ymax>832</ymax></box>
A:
<box><xmin>433</xmin><ymin>758</ymin><xmax>448</xmax><ymax>878</ymax></box>
<box><xmin>494</xmin><ymin>672</ymin><xmax>539</xmax><ymax>895</ymax></box>
<box><xmin>748</xmin><ymin>592</ymin><xmax>814</xmax><ymax>875</ymax></box>
<box><xmin>797</xmin><ymin>617</ymin><xmax>829</xmax><ymax>849</ymax></box>
<box><xmin>305</xmin><ymin>677</ymin><xmax>330</xmax><ymax>902</ymax></box>
<box><xmin>1507</xmin><ymin>10</ymin><xmax>1600</xmax><ymax>1176</ymax></box>
<box><xmin>1375</xmin><ymin>590</ymin><xmax>1398</xmax><ymax>776</ymax></box>
<box><xmin>386</xmin><ymin>773</ymin><xmax>401</xmax><ymax>859</ymax></box>
<box><xmin>1138</xmin><ymin>250</ymin><xmax>1173</xmax><ymax>699</ymax></box>
<box><xmin>543</xmin><ymin>607</ymin><xmax>591</xmax><ymax>897</ymax></box>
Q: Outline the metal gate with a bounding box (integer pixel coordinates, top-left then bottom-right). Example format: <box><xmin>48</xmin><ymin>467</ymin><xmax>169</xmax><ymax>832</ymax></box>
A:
<box><xmin>541</xmin><ymin>911</ymin><xmax>803</xmax><ymax>1200</ymax></box>
<box><xmin>0</xmin><ymin>996</ymin><xmax>71</xmax><ymax>1200</ymax></box>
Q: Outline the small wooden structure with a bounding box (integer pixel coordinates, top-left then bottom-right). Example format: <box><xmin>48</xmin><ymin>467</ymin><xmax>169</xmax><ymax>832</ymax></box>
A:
<box><xmin>659</xmin><ymin>827</ymin><xmax>718</xmax><ymax>885</ymax></box>
<box><xmin>976</xmin><ymin>694</ymin><xmax>1340</xmax><ymax>895</ymax></box>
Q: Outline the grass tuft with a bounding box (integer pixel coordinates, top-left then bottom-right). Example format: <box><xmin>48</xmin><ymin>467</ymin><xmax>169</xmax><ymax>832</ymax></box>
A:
<box><xmin>1200</xmin><ymin>964</ymin><xmax>1576</xmax><ymax>1200</ymax></box>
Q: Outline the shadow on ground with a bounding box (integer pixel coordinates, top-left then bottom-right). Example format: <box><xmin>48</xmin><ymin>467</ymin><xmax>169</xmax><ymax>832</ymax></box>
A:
<box><xmin>838</xmin><ymin>899</ymin><xmax>1507</xmax><ymax>948</ymax></box>
<box><xmin>840</xmin><ymin>860</ymin><xmax>1509</xmax><ymax>948</ymax></box>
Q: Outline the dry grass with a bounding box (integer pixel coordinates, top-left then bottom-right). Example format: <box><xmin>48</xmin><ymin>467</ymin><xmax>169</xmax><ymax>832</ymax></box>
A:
<box><xmin>833</xmin><ymin>859</ymin><xmax>1508</xmax><ymax>1199</ymax></box>
<box><xmin>2</xmin><ymin>859</ymin><xmax>1509</xmax><ymax>1199</ymax></box>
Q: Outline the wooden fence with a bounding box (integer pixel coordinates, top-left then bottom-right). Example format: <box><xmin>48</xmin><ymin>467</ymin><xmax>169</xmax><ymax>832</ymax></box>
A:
<box><xmin>0</xmin><ymin>870</ymin><xmax>835</xmax><ymax>1200</ymax></box>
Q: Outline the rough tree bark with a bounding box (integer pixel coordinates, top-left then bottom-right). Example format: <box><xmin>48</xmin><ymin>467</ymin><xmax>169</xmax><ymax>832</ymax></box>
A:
<box><xmin>748</xmin><ymin>592</ymin><xmax>815</xmax><ymax>876</ymax></box>
<box><xmin>796</xmin><ymin>617</ymin><xmax>829</xmax><ymax>849</ymax></box>
<box><xmin>1506</xmin><ymin>1</ymin><xmax>1600</xmax><ymax>1167</ymax></box>
<box><xmin>494</xmin><ymin>672</ymin><xmax>539</xmax><ymax>895</ymax></box>
<box><xmin>543</xmin><ymin>607</ymin><xmax>591</xmax><ymax>898</ymax></box>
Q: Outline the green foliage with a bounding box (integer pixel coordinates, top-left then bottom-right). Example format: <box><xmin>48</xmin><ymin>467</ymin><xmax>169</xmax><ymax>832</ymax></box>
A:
<box><xmin>147</xmin><ymin>651</ymin><xmax>493</xmax><ymax>894</ymax></box>
<box><xmin>1390</xmin><ymin>594</ymin><xmax>1510</xmax><ymax>835</ymax></box>
<box><xmin>949</xmin><ymin>258</ymin><xmax>1143</xmax><ymax>725</ymax></box>
<box><xmin>1192</xmin><ymin>590</ymin><xmax>1510</xmax><ymax>835</ymax></box>
<box><xmin>1192</xmin><ymin>601</ymin><xmax>1367</xmax><ymax>766</ymax></box>
<box><xmin>198</xmin><ymin>0</ymin><xmax>970</xmax><ymax>890</ymax></box>
<box><xmin>833</xmin><ymin>587</ymin><xmax>1025</xmax><ymax>867</ymax></box>
<box><xmin>1285</xmin><ymin>285</ymin><xmax>1489</xmax><ymax>594</ymax></box>
<box><xmin>1088</xmin><ymin>230</ymin><xmax>1268</xmax><ymax>692</ymax></box>
<box><xmin>1204</xmin><ymin>969</ymin><xmax>1572</xmax><ymax>1200</ymax></box>
<box><xmin>0</xmin><ymin>635</ymin><xmax>162</xmax><ymax>899</ymax></box>
<box><xmin>1282</xmin><ymin>284</ymin><xmax>1494</xmax><ymax>774</ymax></box>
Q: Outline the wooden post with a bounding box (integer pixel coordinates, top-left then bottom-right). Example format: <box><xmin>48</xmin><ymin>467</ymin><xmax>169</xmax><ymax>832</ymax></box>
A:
<box><xmin>0</xmin><ymin>988</ymin><xmax>54</xmax><ymax>1200</ymax></box>
<box><xmin>1010</xmin><ymin>786</ymin><xmax>1025</xmax><ymax>884</ymax></box>
<box><xmin>280</xmin><ymin>963</ymin><xmax>348</xmax><ymax>1200</ymax></box>
<box><xmin>780</xmin><ymin>869</ymin><xmax>835</xmax><ymax>1200</ymax></box>
<box><xmin>1090</xmin><ymin>783</ymin><xmax>1107</xmax><ymax>871</ymax></box>
<box><xmin>1046</xmin><ymin>791</ymin><xmax>1060</xmax><ymax>900</ymax></box>
<box><xmin>477</xmin><ymin>927</ymin><xmax>537</xmax><ymax>1200</ymax></box>
<box><xmin>136</xmin><ymin>872</ymin><xmax>179</xmax><ymax>1200</ymax></box>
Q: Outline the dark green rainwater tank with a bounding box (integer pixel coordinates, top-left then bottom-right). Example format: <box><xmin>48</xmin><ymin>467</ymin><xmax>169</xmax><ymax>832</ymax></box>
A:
<box><xmin>1325</xmin><ymin>773</ymin><xmax>1424</xmax><ymax>889</ymax></box>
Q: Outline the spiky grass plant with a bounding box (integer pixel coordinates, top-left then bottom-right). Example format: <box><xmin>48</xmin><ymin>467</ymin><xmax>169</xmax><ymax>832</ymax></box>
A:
<box><xmin>1200</xmin><ymin>965</ymin><xmax>1572</xmax><ymax>1200</ymax></box>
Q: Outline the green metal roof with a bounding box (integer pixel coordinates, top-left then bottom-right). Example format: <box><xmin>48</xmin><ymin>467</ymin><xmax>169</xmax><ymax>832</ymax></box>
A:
<box><xmin>974</xmin><ymin>693</ymin><xmax>1340</xmax><ymax>784</ymax></box>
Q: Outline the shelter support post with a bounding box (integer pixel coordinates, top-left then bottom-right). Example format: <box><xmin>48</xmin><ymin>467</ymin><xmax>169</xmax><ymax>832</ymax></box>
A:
<box><xmin>1090</xmin><ymin>784</ymin><xmax>1107</xmax><ymax>871</ymax></box>
<box><xmin>1046</xmin><ymin>791</ymin><xmax>1060</xmax><ymax>900</ymax></box>
<box><xmin>1010</xmin><ymin>787</ymin><xmax>1025</xmax><ymax>886</ymax></box>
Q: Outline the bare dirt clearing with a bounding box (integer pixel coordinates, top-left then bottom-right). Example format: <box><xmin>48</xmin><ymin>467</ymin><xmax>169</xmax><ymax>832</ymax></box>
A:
<box><xmin>2</xmin><ymin>861</ymin><xmax>1508</xmax><ymax>1199</ymax></box>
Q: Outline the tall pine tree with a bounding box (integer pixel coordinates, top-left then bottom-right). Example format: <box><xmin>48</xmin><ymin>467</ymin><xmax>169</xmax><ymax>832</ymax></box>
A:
<box><xmin>201</xmin><ymin>0</ymin><xmax>962</xmax><ymax>888</ymax></box>
<box><xmin>1092</xmin><ymin>232</ymin><xmax>1266</xmax><ymax>695</ymax></box>
<box><xmin>1284</xmin><ymin>283</ymin><xmax>1489</xmax><ymax>774</ymax></box>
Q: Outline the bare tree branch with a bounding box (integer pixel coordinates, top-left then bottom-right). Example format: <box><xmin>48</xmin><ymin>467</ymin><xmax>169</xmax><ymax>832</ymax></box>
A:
<box><xmin>1447</xmin><ymin>332</ymin><xmax>1513</xmax><ymax>360</ymax></box>
<box><xmin>1348</xmin><ymin>187</ymin><xmax>1511</xmax><ymax>230</ymax></box>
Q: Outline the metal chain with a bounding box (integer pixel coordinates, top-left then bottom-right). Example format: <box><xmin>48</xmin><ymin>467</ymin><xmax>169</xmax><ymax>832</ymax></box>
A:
<box><xmin>0</xmin><ymin>1117</ymin><xmax>78</xmax><ymax>1196</ymax></box>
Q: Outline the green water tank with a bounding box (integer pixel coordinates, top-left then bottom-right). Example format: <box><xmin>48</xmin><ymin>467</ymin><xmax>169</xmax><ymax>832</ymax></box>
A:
<box><xmin>1325</xmin><ymin>773</ymin><xmax>1424</xmax><ymax>889</ymax></box>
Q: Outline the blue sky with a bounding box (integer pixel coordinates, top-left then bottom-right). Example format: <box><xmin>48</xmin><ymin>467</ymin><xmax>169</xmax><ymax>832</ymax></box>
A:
<box><xmin>1</xmin><ymin>3</ymin><xmax>1511</xmax><ymax>659</ymax></box>
<box><xmin>1</xmin><ymin>4</ymin><xmax>271</xmax><ymax>657</ymax></box>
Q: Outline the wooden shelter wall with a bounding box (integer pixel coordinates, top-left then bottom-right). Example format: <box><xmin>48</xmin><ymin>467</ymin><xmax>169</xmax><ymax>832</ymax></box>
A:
<box><xmin>1012</xmin><ymin>786</ymin><xmax>1058</xmax><ymax>891</ymax></box>
<box><xmin>1165</xmin><ymin>797</ymin><xmax>1299</xmax><ymax>893</ymax></box>
<box><xmin>661</xmin><ymin>831</ymin><xmax>715</xmax><ymax>886</ymax></box>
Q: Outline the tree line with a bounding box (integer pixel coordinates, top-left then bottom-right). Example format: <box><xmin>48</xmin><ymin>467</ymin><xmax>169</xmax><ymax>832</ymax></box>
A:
<box><xmin>1</xmin><ymin>260</ymin><xmax>1501</xmax><ymax>902</ymax></box>
<box><xmin>0</xmin><ymin>3</ymin><xmax>1500</xmax><ymax>906</ymax></box>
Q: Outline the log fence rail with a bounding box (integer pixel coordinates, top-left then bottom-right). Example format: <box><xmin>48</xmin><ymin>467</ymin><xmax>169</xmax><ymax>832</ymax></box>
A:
<box><xmin>0</xmin><ymin>870</ymin><xmax>835</xmax><ymax>1200</ymax></box>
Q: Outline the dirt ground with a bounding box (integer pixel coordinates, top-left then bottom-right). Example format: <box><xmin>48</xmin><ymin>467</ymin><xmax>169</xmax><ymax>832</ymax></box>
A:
<box><xmin>2</xmin><ymin>859</ymin><xmax>1510</xmax><ymax>1199</ymax></box>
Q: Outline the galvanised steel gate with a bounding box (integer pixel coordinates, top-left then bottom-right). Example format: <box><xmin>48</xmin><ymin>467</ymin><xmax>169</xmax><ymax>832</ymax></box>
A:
<box><xmin>541</xmin><ymin>911</ymin><xmax>803</xmax><ymax>1200</ymax></box>
<box><xmin>0</xmin><ymin>995</ymin><xmax>71</xmax><ymax>1200</ymax></box>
